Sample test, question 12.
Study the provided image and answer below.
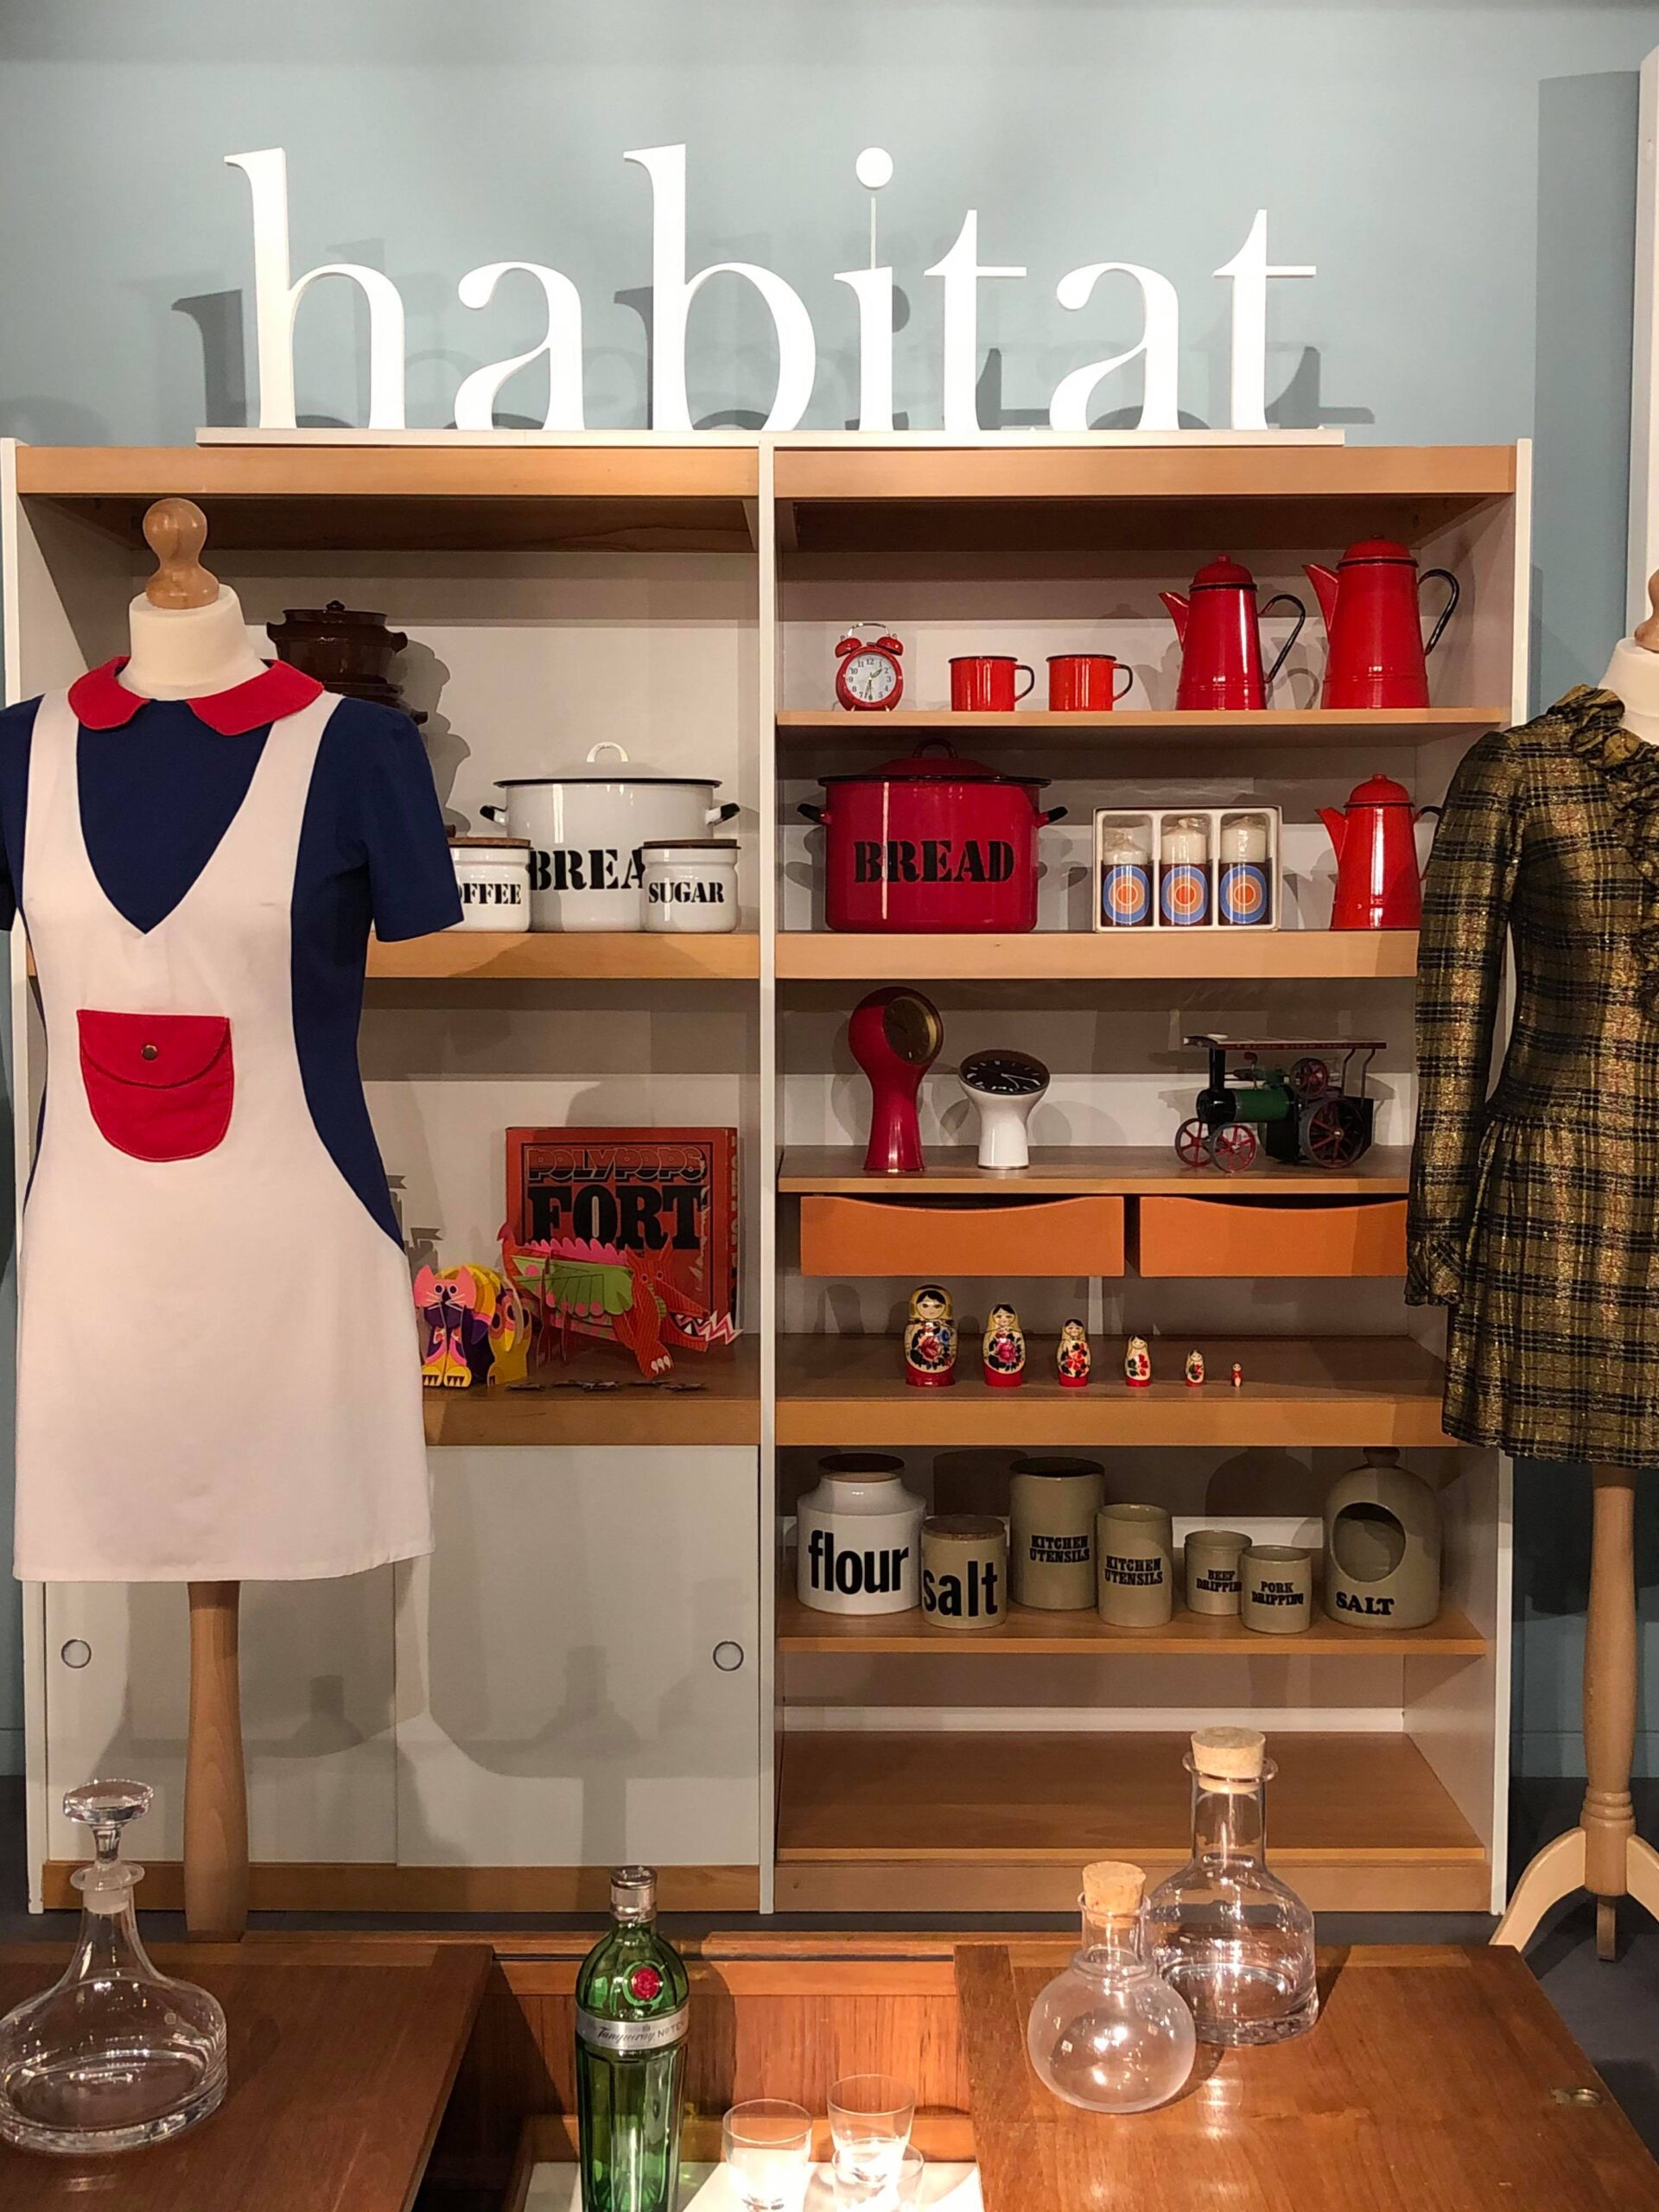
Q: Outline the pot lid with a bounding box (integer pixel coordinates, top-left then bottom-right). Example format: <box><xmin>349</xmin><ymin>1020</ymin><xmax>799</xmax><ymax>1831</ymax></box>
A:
<box><xmin>495</xmin><ymin>739</ymin><xmax>721</xmax><ymax>789</ymax></box>
<box><xmin>639</xmin><ymin>839</ymin><xmax>739</xmax><ymax>853</ymax></box>
<box><xmin>1345</xmin><ymin>772</ymin><xmax>1414</xmax><ymax>805</ymax></box>
<box><xmin>448</xmin><ymin>833</ymin><xmax>531</xmax><ymax>849</ymax></box>
<box><xmin>1190</xmin><ymin>556</ymin><xmax>1256</xmax><ymax>590</ymax></box>
<box><xmin>818</xmin><ymin>738</ymin><xmax>1046</xmax><ymax>789</ymax></box>
<box><xmin>1339</xmin><ymin>538</ymin><xmax>1414</xmax><ymax>565</ymax></box>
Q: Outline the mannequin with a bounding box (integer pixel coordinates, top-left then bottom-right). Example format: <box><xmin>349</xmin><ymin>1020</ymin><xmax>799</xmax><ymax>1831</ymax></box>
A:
<box><xmin>1492</xmin><ymin>576</ymin><xmax>1659</xmax><ymax>1959</ymax></box>
<box><xmin>124</xmin><ymin>499</ymin><xmax>254</xmax><ymax>1941</ymax></box>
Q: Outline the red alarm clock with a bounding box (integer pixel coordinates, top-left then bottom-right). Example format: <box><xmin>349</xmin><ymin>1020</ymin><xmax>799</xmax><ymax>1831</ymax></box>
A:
<box><xmin>835</xmin><ymin>626</ymin><xmax>905</xmax><ymax>712</ymax></box>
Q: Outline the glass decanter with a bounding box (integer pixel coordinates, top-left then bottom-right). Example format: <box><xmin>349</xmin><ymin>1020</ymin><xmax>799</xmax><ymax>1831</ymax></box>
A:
<box><xmin>1025</xmin><ymin>1860</ymin><xmax>1196</xmax><ymax>2113</ymax></box>
<box><xmin>1145</xmin><ymin>1727</ymin><xmax>1319</xmax><ymax>2046</ymax></box>
<box><xmin>0</xmin><ymin>1780</ymin><xmax>228</xmax><ymax>2154</ymax></box>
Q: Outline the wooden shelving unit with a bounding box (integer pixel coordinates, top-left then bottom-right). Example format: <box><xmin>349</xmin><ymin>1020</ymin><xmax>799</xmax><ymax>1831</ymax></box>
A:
<box><xmin>775</xmin><ymin>1334</ymin><xmax>1452</xmax><ymax>1447</ymax></box>
<box><xmin>778</xmin><ymin>707</ymin><xmax>1503</xmax><ymax>749</ymax></box>
<box><xmin>774</xmin><ymin>1586</ymin><xmax>1487</xmax><ymax>1658</ymax></box>
<box><xmin>778</xmin><ymin>1144</ymin><xmax>1412</xmax><ymax>1197</ymax></box>
<box><xmin>775</xmin><ymin>931</ymin><xmax>1420</xmax><ymax>981</ymax></box>
<box><xmin>369</xmin><ymin>931</ymin><xmax>760</xmax><ymax>981</ymax></box>
<box><xmin>774</xmin><ymin>1730</ymin><xmax>1490</xmax><ymax>1911</ymax></box>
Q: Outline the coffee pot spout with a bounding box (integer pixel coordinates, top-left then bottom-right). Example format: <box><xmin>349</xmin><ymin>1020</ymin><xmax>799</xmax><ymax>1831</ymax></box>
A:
<box><xmin>1318</xmin><ymin>806</ymin><xmax>1348</xmax><ymax>866</ymax></box>
<box><xmin>1304</xmin><ymin>563</ymin><xmax>1339</xmax><ymax>633</ymax></box>
<box><xmin>1159</xmin><ymin>590</ymin><xmax>1190</xmax><ymax>645</ymax></box>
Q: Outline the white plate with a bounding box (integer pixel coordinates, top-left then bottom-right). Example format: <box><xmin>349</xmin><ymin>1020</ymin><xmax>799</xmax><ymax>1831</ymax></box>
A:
<box><xmin>524</xmin><ymin>2160</ymin><xmax>982</xmax><ymax>2210</ymax></box>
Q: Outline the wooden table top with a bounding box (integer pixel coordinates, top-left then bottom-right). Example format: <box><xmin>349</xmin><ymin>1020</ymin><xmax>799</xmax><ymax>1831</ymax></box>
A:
<box><xmin>0</xmin><ymin>1938</ymin><xmax>492</xmax><ymax>2210</ymax></box>
<box><xmin>957</xmin><ymin>1941</ymin><xmax>1659</xmax><ymax>2212</ymax></box>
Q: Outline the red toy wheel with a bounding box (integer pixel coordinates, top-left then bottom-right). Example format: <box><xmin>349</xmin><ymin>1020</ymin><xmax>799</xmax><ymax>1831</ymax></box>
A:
<box><xmin>1210</xmin><ymin>1122</ymin><xmax>1259</xmax><ymax>1173</ymax></box>
<box><xmin>1288</xmin><ymin>1056</ymin><xmax>1332</xmax><ymax>1102</ymax></box>
<box><xmin>1174</xmin><ymin>1118</ymin><xmax>1211</xmax><ymax>1168</ymax></box>
<box><xmin>1304</xmin><ymin>1097</ymin><xmax>1367</xmax><ymax>1168</ymax></box>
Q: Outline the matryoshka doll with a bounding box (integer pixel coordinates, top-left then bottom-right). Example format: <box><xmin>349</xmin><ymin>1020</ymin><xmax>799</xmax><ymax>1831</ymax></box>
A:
<box><xmin>983</xmin><ymin>1303</ymin><xmax>1027</xmax><ymax>1389</ymax></box>
<box><xmin>1056</xmin><ymin>1319</ymin><xmax>1092</xmax><ymax>1389</ymax></box>
<box><xmin>1124</xmin><ymin>1335</ymin><xmax>1153</xmax><ymax>1389</ymax></box>
<box><xmin>1185</xmin><ymin>1349</ymin><xmax>1205</xmax><ymax>1389</ymax></box>
<box><xmin>904</xmin><ymin>1283</ymin><xmax>957</xmax><ymax>1389</ymax></box>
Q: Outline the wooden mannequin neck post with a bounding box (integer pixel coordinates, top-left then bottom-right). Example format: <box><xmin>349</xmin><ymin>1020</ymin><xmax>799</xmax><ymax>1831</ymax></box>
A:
<box><xmin>124</xmin><ymin>496</ymin><xmax>267</xmax><ymax>701</ymax></box>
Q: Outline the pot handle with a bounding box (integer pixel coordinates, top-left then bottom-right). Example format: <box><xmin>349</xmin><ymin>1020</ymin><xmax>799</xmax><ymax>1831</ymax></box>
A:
<box><xmin>798</xmin><ymin>802</ymin><xmax>826</xmax><ymax>825</ymax></box>
<box><xmin>586</xmin><ymin>740</ymin><xmax>631</xmax><ymax>766</ymax></box>
<box><xmin>1040</xmin><ymin>805</ymin><xmax>1070</xmax><ymax>827</ymax></box>
<box><xmin>706</xmin><ymin>802</ymin><xmax>742</xmax><ymax>826</ymax></box>
<box><xmin>1259</xmin><ymin>593</ymin><xmax>1307</xmax><ymax>695</ymax></box>
<box><xmin>480</xmin><ymin>804</ymin><xmax>509</xmax><ymax>824</ymax></box>
<box><xmin>1420</xmin><ymin>569</ymin><xmax>1460</xmax><ymax>658</ymax></box>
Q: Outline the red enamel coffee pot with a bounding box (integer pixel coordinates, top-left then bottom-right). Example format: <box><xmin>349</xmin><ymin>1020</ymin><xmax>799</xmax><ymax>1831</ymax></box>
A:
<box><xmin>1304</xmin><ymin>540</ymin><xmax>1460</xmax><ymax>709</ymax></box>
<box><xmin>1160</xmin><ymin>556</ymin><xmax>1306</xmax><ymax>712</ymax></box>
<box><xmin>1319</xmin><ymin>773</ymin><xmax>1440</xmax><ymax>930</ymax></box>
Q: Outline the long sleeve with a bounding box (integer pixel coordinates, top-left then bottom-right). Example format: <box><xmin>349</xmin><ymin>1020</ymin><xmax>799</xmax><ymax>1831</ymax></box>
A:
<box><xmin>1407</xmin><ymin>729</ymin><xmax>1524</xmax><ymax>1306</ymax></box>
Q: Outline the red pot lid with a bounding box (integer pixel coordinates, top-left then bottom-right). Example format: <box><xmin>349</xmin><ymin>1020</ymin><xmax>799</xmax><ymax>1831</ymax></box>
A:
<box><xmin>1340</xmin><ymin>538</ymin><xmax>1414</xmax><ymax>565</ymax></box>
<box><xmin>1190</xmin><ymin>556</ymin><xmax>1256</xmax><ymax>589</ymax></box>
<box><xmin>820</xmin><ymin>739</ymin><xmax>1046</xmax><ymax>789</ymax></box>
<box><xmin>1346</xmin><ymin>772</ymin><xmax>1414</xmax><ymax>805</ymax></box>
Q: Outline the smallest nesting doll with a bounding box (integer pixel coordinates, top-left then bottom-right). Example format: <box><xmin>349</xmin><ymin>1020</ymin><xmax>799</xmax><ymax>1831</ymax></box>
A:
<box><xmin>983</xmin><ymin>1302</ymin><xmax>1027</xmax><ymax>1389</ymax></box>
<box><xmin>904</xmin><ymin>1283</ymin><xmax>957</xmax><ymax>1389</ymax></box>
<box><xmin>1124</xmin><ymin>1335</ymin><xmax>1153</xmax><ymax>1389</ymax></box>
<box><xmin>1056</xmin><ymin>1319</ymin><xmax>1092</xmax><ymax>1389</ymax></box>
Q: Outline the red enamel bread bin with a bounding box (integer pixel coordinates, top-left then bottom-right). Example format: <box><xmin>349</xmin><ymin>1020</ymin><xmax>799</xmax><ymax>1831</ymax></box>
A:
<box><xmin>799</xmin><ymin>740</ymin><xmax>1067</xmax><ymax>933</ymax></box>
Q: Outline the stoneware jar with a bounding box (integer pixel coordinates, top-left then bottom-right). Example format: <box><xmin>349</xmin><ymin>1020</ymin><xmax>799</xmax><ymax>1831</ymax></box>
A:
<box><xmin>1096</xmin><ymin>1503</ymin><xmax>1173</xmax><ymax>1629</ymax></box>
<box><xmin>1009</xmin><ymin>1456</ymin><xmax>1103</xmax><ymax>1611</ymax></box>
<box><xmin>1184</xmin><ymin>1529</ymin><xmax>1250</xmax><ymax>1618</ymax></box>
<box><xmin>448</xmin><ymin>836</ymin><xmax>531</xmax><ymax>933</ymax></box>
<box><xmin>921</xmin><ymin>1514</ymin><xmax>1007</xmax><ymax>1631</ymax></box>
<box><xmin>1242</xmin><ymin>1545</ymin><xmax>1313</xmax><ymax>1636</ymax></box>
<box><xmin>1323</xmin><ymin>1448</ymin><xmax>1441</xmax><ymax>1629</ymax></box>
<box><xmin>640</xmin><ymin>840</ymin><xmax>740</xmax><ymax>934</ymax></box>
<box><xmin>796</xmin><ymin>1456</ymin><xmax>924</xmax><ymax>1616</ymax></box>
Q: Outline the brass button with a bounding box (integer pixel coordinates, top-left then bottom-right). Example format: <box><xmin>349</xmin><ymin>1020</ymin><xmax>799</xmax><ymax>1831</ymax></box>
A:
<box><xmin>141</xmin><ymin>1043</ymin><xmax>159</xmax><ymax>1061</ymax></box>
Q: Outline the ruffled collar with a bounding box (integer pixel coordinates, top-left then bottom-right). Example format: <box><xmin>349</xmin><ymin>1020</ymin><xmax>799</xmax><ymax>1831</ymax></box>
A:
<box><xmin>1557</xmin><ymin>682</ymin><xmax>1659</xmax><ymax>1011</ymax></box>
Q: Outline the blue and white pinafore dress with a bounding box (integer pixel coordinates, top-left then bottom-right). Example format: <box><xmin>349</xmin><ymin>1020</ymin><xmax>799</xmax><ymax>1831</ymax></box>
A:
<box><xmin>9</xmin><ymin>658</ymin><xmax>460</xmax><ymax>1581</ymax></box>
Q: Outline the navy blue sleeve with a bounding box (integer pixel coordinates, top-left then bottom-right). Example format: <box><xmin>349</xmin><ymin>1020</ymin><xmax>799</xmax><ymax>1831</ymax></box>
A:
<box><xmin>0</xmin><ymin>696</ymin><xmax>40</xmax><ymax>930</ymax></box>
<box><xmin>318</xmin><ymin>698</ymin><xmax>461</xmax><ymax>943</ymax></box>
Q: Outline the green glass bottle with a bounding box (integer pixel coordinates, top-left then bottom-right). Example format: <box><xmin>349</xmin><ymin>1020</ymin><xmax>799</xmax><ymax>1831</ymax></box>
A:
<box><xmin>575</xmin><ymin>1866</ymin><xmax>690</xmax><ymax>2212</ymax></box>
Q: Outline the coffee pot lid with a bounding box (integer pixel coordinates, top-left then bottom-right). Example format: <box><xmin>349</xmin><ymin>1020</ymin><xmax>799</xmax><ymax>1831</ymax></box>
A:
<box><xmin>1190</xmin><ymin>555</ymin><xmax>1256</xmax><ymax>590</ymax></box>
<box><xmin>1339</xmin><ymin>537</ymin><xmax>1415</xmax><ymax>565</ymax></box>
<box><xmin>1346</xmin><ymin>772</ymin><xmax>1414</xmax><ymax>806</ymax></box>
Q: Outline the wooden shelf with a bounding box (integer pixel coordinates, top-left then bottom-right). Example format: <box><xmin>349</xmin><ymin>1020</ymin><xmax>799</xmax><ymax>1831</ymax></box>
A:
<box><xmin>423</xmin><ymin>1340</ymin><xmax>760</xmax><ymax>1446</ymax></box>
<box><xmin>367</xmin><ymin>931</ymin><xmax>760</xmax><ymax>980</ymax></box>
<box><xmin>16</xmin><ymin>442</ymin><xmax>759</xmax><ymax>552</ymax></box>
<box><xmin>775</xmin><ymin>932</ymin><xmax>1417</xmax><ymax>982</ymax></box>
<box><xmin>775</xmin><ymin>1586</ymin><xmax>1487</xmax><ymax>1657</ymax></box>
<box><xmin>778</xmin><ymin>707</ymin><xmax>1501</xmax><ymax>749</ymax></box>
<box><xmin>775</xmin><ymin>1333</ymin><xmax>1451</xmax><ymax>1447</ymax></box>
<box><xmin>772</xmin><ymin>442</ymin><xmax>1515</xmax><ymax>555</ymax></box>
<box><xmin>778</xmin><ymin>1144</ymin><xmax>1411</xmax><ymax>1198</ymax></box>
<box><xmin>774</xmin><ymin>1728</ymin><xmax>1487</xmax><ymax>1911</ymax></box>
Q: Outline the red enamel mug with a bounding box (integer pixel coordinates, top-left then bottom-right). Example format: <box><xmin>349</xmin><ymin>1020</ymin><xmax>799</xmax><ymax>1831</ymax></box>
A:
<box><xmin>950</xmin><ymin>655</ymin><xmax>1036</xmax><ymax>712</ymax></box>
<box><xmin>1047</xmin><ymin>654</ymin><xmax>1133</xmax><ymax>712</ymax></box>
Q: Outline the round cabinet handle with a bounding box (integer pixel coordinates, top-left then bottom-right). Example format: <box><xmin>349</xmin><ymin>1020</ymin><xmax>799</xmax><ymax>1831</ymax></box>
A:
<box><xmin>712</xmin><ymin>1641</ymin><xmax>745</xmax><ymax>1673</ymax></box>
<box><xmin>60</xmin><ymin>1639</ymin><xmax>92</xmax><ymax>1669</ymax></box>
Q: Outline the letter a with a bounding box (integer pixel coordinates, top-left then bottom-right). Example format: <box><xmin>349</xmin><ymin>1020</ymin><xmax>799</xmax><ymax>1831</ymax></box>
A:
<box><xmin>1049</xmin><ymin>263</ymin><xmax>1179</xmax><ymax>432</ymax></box>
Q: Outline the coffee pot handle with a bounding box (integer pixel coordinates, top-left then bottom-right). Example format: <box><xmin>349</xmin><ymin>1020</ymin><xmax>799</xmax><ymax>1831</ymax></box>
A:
<box><xmin>1258</xmin><ymin>594</ymin><xmax>1307</xmax><ymax>695</ymax></box>
<box><xmin>1420</xmin><ymin>569</ymin><xmax>1460</xmax><ymax>658</ymax></box>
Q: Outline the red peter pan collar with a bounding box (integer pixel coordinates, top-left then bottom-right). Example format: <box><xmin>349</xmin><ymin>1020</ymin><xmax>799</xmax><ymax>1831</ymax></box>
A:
<box><xmin>68</xmin><ymin>656</ymin><xmax>325</xmax><ymax>735</ymax></box>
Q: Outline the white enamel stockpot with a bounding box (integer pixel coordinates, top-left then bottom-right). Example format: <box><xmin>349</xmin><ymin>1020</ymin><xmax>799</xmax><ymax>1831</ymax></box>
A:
<box><xmin>483</xmin><ymin>741</ymin><xmax>740</xmax><ymax>931</ymax></box>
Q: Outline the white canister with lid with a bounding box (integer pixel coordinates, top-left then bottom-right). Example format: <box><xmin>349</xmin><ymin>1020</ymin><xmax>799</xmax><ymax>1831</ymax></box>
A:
<box><xmin>448</xmin><ymin>836</ymin><xmax>531</xmax><ymax>932</ymax></box>
<box><xmin>796</xmin><ymin>1454</ymin><xmax>925</xmax><ymax>1615</ymax></box>
<box><xmin>641</xmin><ymin>840</ymin><xmax>741</xmax><ymax>933</ymax></box>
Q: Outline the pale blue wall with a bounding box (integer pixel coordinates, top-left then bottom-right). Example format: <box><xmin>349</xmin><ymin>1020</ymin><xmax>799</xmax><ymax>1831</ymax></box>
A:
<box><xmin>0</xmin><ymin>2</ymin><xmax>1656</xmax><ymax>1783</ymax></box>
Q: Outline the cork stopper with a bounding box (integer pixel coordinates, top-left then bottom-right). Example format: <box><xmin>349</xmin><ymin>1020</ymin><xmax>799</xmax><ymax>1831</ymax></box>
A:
<box><xmin>143</xmin><ymin>497</ymin><xmax>218</xmax><ymax>610</ymax></box>
<box><xmin>1082</xmin><ymin>1859</ymin><xmax>1145</xmax><ymax>1916</ymax></box>
<box><xmin>1191</xmin><ymin>1726</ymin><xmax>1266</xmax><ymax>1781</ymax></box>
<box><xmin>922</xmin><ymin>1513</ymin><xmax>1004</xmax><ymax>1543</ymax></box>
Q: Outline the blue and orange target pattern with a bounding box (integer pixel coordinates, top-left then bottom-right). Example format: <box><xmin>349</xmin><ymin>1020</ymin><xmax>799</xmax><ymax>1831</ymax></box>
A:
<box><xmin>1160</xmin><ymin>861</ymin><xmax>1211</xmax><ymax>926</ymax></box>
<box><xmin>1218</xmin><ymin>861</ymin><xmax>1271</xmax><ymax>926</ymax></box>
<box><xmin>1100</xmin><ymin>860</ymin><xmax>1153</xmax><ymax>928</ymax></box>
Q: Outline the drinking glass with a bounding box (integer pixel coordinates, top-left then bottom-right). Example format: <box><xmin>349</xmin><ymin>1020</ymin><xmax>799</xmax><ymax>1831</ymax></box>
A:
<box><xmin>828</xmin><ymin>2074</ymin><xmax>915</xmax><ymax>2190</ymax></box>
<box><xmin>721</xmin><ymin>2099</ymin><xmax>814</xmax><ymax>2211</ymax></box>
<box><xmin>830</xmin><ymin>2145</ymin><xmax>926</xmax><ymax>2209</ymax></box>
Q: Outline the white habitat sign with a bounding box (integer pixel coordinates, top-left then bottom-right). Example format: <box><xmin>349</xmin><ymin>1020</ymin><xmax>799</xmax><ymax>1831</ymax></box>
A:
<box><xmin>226</xmin><ymin>145</ymin><xmax>1316</xmax><ymax>438</ymax></box>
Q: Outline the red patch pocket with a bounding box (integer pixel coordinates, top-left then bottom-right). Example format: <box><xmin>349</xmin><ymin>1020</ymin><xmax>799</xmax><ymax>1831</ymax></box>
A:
<box><xmin>78</xmin><ymin>1010</ymin><xmax>234</xmax><ymax>1163</ymax></box>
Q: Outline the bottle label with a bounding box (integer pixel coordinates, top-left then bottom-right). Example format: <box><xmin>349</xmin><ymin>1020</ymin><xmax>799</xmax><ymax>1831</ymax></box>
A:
<box><xmin>577</xmin><ymin>2004</ymin><xmax>689</xmax><ymax>2056</ymax></box>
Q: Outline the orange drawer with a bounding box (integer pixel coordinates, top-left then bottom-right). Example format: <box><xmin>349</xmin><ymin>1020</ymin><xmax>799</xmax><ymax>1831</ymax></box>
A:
<box><xmin>798</xmin><ymin>1194</ymin><xmax>1126</xmax><ymax>1278</ymax></box>
<box><xmin>1133</xmin><ymin>1194</ymin><xmax>1407</xmax><ymax>1278</ymax></box>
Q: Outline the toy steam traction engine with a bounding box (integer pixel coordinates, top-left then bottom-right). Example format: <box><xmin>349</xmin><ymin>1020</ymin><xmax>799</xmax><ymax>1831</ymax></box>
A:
<box><xmin>1174</xmin><ymin>1035</ymin><xmax>1383</xmax><ymax>1173</ymax></box>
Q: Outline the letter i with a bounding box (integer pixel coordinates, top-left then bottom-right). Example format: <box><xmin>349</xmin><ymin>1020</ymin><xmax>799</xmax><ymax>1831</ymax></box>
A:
<box><xmin>835</xmin><ymin>148</ymin><xmax>896</xmax><ymax>432</ymax></box>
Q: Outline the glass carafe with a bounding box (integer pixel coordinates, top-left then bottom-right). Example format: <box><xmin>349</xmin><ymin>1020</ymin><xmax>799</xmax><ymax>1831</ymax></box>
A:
<box><xmin>1025</xmin><ymin>1860</ymin><xmax>1196</xmax><ymax>2112</ymax></box>
<box><xmin>1145</xmin><ymin>1728</ymin><xmax>1319</xmax><ymax>2046</ymax></box>
<box><xmin>0</xmin><ymin>1780</ymin><xmax>228</xmax><ymax>2154</ymax></box>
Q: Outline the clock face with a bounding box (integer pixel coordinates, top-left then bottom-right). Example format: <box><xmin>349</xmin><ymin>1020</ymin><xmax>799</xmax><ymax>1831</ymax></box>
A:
<box><xmin>884</xmin><ymin>994</ymin><xmax>944</xmax><ymax>1065</ymax></box>
<box><xmin>841</xmin><ymin>649</ymin><xmax>899</xmax><ymax>705</ymax></box>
